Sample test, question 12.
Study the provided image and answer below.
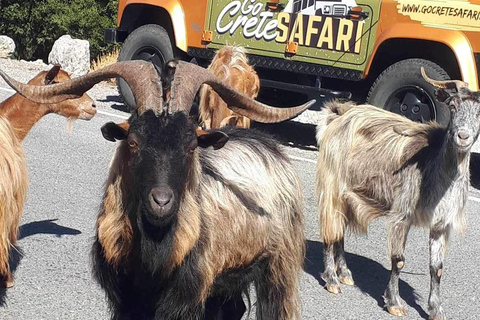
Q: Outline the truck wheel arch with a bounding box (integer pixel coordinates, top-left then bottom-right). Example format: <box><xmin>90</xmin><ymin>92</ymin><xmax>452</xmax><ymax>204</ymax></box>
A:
<box><xmin>365</xmin><ymin>25</ymin><xmax>478</xmax><ymax>90</ymax></box>
<box><xmin>118</xmin><ymin>2</ymin><xmax>187</xmax><ymax>52</ymax></box>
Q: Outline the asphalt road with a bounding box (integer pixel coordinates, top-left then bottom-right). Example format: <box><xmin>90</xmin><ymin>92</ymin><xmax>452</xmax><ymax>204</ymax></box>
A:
<box><xmin>0</xmin><ymin>62</ymin><xmax>479</xmax><ymax>320</ymax></box>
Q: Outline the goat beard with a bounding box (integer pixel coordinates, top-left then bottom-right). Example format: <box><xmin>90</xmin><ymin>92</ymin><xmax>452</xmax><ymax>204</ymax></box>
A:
<box><xmin>65</xmin><ymin>117</ymin><xmax>78</xmax><ymax>134</ymax></box>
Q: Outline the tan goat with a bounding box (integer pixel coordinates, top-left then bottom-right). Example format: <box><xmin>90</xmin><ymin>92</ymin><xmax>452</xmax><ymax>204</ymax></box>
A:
<box><xmin>199</xmin><ymin>46</ymin><xmax>260</xmax><ymax>129</ymax></box>
<box><xmin>0</xmin><ymin>65</ymin><xmax>96</xmax><ymax>287</ymax></box>
<box><xmin>316</xmin><ymin>69</ymin><xmax>479</xmax><ymax>320</ymax></box>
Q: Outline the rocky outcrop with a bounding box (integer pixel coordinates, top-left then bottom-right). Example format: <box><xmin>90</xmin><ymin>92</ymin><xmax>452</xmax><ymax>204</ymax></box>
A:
<box><xmin>0</xmin><ymin>36</ymin><xmax>15</xmax><ymax>59</ymax></box>
<box><xmin>48</xmin><ymin>35</ymin><xmax>90</xmax><ymax>77</ymax></box>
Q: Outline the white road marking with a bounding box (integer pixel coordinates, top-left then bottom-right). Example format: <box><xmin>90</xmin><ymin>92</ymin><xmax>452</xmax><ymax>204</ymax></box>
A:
<box><xmin>96</xmin><ymin>110</ymin><xmax>129</xmax><ymax>120</ymax></box>
<box><xmin>288</xmin><ymin>155</ymin><xmax>316</xmax><ymax>164</ymax></box>
<box><xmin>468</xmin><ymin>195</ymin><xmax>480</xmax><ymax>203</ymax></box>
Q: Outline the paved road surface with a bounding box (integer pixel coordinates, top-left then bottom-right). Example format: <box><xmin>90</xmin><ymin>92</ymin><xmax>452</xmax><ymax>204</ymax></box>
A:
<box><xmin>0</xmin><ymin>62</ymin><xmax>479</xmax><ymax>319</ymax></box>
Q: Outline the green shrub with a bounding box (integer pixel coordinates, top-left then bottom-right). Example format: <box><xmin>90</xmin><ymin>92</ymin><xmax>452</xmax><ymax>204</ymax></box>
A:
<box><xmin>0</xmin><ymin>0</ymin><xmax>118</xmax><ymax>61</ymax></box>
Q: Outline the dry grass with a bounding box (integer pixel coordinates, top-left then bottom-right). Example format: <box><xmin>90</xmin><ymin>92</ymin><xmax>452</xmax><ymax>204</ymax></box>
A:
<box><xmin>90</xmin><ymin>47</ymin><xmax>120</xmax><ymax>84</ymax></box>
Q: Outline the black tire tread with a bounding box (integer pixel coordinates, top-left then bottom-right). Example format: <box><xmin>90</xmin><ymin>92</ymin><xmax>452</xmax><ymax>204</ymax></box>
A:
<box><xmin>366</xmin><ymin>58</ymin><xmax>449</xmax><ymax>102</ymax></box>
<box><xmin>366</xmin><ymin>58</ymin><xmax>451</xmax><ymax>126</ymax></box>
<box><xmin>117</xmin><ymin>24</ymin><xmax>174</xmax><ymax>110</ymax></box>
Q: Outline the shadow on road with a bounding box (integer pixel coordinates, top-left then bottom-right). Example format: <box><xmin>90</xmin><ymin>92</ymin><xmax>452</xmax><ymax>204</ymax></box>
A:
<box><xmin>470</xmin><ymin>152</ymin><xmax>480</xmax><ymax>189</ymax></box>
<box><xmin>252</xmin><ymin>121</ymin><xmax>317</xmax><ymax>151</ymax></box>
<box><xmin>0</xmin><ymin>220</ymin><xmax>82</xmax><ymax>306</ymax></box>
<box><xmin>99</xmin><ymin>95</ymin><xmax>130</xmax><ymax>113</ymax></box>
<box><xmin>111</xmin><ymin>103</ymin><xmax>130</xmax><ymax>113</ymax></box>
<box><xmin>98</xmin><ymin>95</ymin><xmax>123</xmax><ymax>104</ymax></box>
<box><xmin>19</xmin><ymin>219</ymin><xmax>82</xmax><ymax>239</ymax></box>
<box><xmin>304</xmin><ymin>240</ymin><xmax>429</xmax><ymax>319</ymax></box>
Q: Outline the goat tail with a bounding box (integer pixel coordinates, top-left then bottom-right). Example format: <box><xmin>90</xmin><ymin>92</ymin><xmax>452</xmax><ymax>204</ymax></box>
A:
<box><xmin>199</xmin><ymin>45</ymin><xmax>259</xmax><ymax>129</ymax></box>
<box><xmin>0</xmin><ymin>116</ymin><xmax>27</xmax><ymax>276</ymax></box>
<box><xmin>315</xmin><ymin>100</ymin><xmax>355</xmax><ymax>143</ymax></box>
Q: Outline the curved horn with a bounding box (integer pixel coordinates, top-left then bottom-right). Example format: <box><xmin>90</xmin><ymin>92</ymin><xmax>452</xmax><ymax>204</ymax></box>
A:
<box><xmin>0</xmin><ymin>61</ymin><xmax>163</xmax><ymax>113</ymax></box>
<box><xmin>169</xmin><ymin>61</ymin><xmax>315</xmax><ymax>123</ymax></box>
<box><xmin>421</xmin><ymin>67</ymin><xmax>468</xmax><ymax>92</ymax></box>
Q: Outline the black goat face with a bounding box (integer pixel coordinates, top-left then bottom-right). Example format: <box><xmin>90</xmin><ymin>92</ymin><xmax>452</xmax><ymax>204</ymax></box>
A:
<box><xmin>101</xmin><ymin>110</ymin><xmax>229</xmax><ymax>228</ymax></box>
<box><xmin>440</xmin><ymin>88</ymin><xmax>480</xmax><ymax>152</ymax></box>
<box><xmin>131</xmin><ymin>111</ymin><xmax>196</xmax><ymax>226</ymax></box>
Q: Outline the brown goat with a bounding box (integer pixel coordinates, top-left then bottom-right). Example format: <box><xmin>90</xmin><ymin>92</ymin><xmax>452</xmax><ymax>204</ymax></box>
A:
<box><xmin>0</xmin><ymin>65</ymin><xmax>96</xmax><ymax>287</ymax></box>
<box><xmin>199</xmin><ymin>46</ymin><xmax>260</xmax><ymax>129</ymax></box>
<box><xmin>0</xmin><ymin>65</ymin><xmax>96</xmax><ymax>141</ymax></box>
<box><xmin>0</xmin><ymin>116</ymin><xmax>27</xmax><ymax>288</ymax></box>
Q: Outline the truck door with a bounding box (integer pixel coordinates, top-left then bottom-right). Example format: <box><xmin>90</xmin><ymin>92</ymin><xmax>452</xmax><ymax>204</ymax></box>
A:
<box><xmin>204</xmin><ymin>0</ymin><xmax>381</xmax><ymax>73</ymax></box>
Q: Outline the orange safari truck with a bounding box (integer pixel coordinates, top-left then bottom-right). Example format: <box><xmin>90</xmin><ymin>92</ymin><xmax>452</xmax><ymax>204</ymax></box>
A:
<box><xmin>106</xmin><ymin>0</ymin><xmax>480</xmax><ymax>126</ymax></box>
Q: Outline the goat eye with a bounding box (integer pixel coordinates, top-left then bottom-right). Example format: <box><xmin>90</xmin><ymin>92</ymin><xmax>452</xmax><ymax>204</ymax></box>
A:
<box><xmin>127</xmin><ymin>136</ymin><xmax>138</xmax><ymax>150</ymax></box>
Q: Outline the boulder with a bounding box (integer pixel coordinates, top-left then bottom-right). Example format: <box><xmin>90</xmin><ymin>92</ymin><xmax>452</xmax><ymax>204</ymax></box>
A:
<box><xmin>48</xmin><ymin>35</ymin><xmax>90</xmax><ymax>77</ymax></box>
<box><xmin>0</xmin><ymin>36</ymin><xmax>15</xmax><ymax>58</ymax></box>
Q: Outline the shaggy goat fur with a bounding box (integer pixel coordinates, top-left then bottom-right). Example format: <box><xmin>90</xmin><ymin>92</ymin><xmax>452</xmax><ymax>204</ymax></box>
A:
<box><xmin>0</xmin><ymin>115</ymin><xmax>27</xmax><ymax>287</ymax></box>
<box><xmin>199</xmin><ymin>46</ymin><xmax>260</xmax><ymax>129</ymax></box>
<box><xmin>93</xmin><ymin>112</ymin><xmax>305</xmax><ymax>320</ymax></box>
<box><xmin>316</xmin><ymin>91</ymin><xmax>480</xmax><ymax>319</ymax></box>
<box><xmin>316</xmin><ymin>102</ymin><xmax>448</xmax><ymax>244</ymax></box>
<box><xmin>0</xmin><ymin>66</ymin><xmax>95</xmax><ymax>287</ymax></box>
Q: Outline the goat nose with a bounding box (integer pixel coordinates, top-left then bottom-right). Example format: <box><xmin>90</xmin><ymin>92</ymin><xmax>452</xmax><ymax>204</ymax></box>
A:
<box><xmin>458</xmin><ymin>131</ymin><xmax>470</xmax><ymax>140</ymax></box>
<box><xmin>92</xmin><ymin>103</ymin><xmax>97</xmax><ymax>108</ymax></box>
<box><xmin>150</xmin><ymin>187</ymin><xmax>174</xmax><ymax>211</ymax></box>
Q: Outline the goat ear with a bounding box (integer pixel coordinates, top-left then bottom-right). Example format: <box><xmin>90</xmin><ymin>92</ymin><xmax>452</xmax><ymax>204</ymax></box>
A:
<box><xmin>435</xmin><ymin>88</ymin><xmax>452</xmax><ymax>103</ymax></box>
<box><xmin>101</xmin><ymin>121</ymin><xmax>129</xmax><ymax>142</ymax></box>
<box><xmin>196</xmin><ymin>128</ymin><xmax>229</xmax><ymax>150</ymax></box>
<box><xmin>44</xmin><ymin>65</ymin><xmax>61</xmax><ymax>85</ymax></box>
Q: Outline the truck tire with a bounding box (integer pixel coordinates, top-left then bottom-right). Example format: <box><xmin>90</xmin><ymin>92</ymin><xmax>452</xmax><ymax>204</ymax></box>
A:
<box><xmin>117</xmin><ymin>24</ymin><xmax>174</xmax><ymax>110</ymax></box>
<box><xmin>367</xmin><ymin>59</ymin><xmax>450</xmax><ymax>127</ymax></box>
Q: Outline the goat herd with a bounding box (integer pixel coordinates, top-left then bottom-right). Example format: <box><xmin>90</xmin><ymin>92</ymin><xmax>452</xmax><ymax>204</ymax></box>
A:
<box><xmin>0</xmin><ymin>46</ymin><xmax>479</xmax><ymax>320</ymax></box>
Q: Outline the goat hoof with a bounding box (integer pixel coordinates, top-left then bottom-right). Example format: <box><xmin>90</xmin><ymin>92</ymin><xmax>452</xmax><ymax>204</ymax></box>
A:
<box><xmin>1</xmin><ymin>273</ymin><xmax>14</xmax><ymax>288</ymax></box>
<box><xmin>4</xmin><ymin>279</ymin><xmax>14</xmax><ymax>288</ymax></box>
<box><xmin>387</xmin><ymin>306</ymin><xmax>407</xmax><ymax>317</ymax></box>
<box><xmin>339</xmin><ymin>276</ymin><xmax>354</xmax><ymax>286</ymax></box>
<box><xmin>1</xmin><ymin>278</ymin><xmax>14</xmax><ymax>288</ymax></box>
<box><xmin>326</xmin><ymin>284</ymin><xmax>342</xmax><ymax>294</ymax></box>
<box><xmin>429</xmin><ymin>307</ymin><xmax>446</xmax><ymax>320</ymax></box>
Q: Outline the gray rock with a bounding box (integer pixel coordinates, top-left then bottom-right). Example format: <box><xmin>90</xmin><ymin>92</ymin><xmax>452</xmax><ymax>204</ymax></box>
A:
<box><xmin>48</xmin><ymin>35</ymin><xmax>90</xmax><ymax>77</ymax></box>
<box><xmin>0</xmin><ymin>36</ymin><xmax>15</xmax><ymax>58</ymax></box>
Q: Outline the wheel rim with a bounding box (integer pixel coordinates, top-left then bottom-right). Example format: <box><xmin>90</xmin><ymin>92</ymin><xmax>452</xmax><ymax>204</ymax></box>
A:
<box><xmin>384</xmin><ymin>86</ymin><xmax>436</xmax><ymax>123</ymax></box>
<box><xmin>132</xmin><ymin>46</ymin><xmax>165</xmax><ymax>75</ymax></box>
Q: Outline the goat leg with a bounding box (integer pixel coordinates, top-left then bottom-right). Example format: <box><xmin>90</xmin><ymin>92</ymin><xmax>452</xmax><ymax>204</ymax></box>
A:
<box><xmin>204</xmin><ymin>293</ymin><xmax>246</xmax><ymax>320</ymax></box>
<box><xmin>0</xmin><ymin>266</ymin><xmax>13</xmax><ymax>288</ymax></box>
<box><xmin>334</xmin><ymin>239</ymin><xmax>354</xmax><ymax>286</ymax></box>
<box><xmin>384</xmin><ymin>221</ymin><xmax>410</xmax><ymax>317</ymax></box>
<box><xmin>428</xmin><ymin>227</ymin><xmax>449</xmax><ymax>320</ymax></box>
<box><xmin>322</xmin><ymin>242</ymin><xmax>342</xmax><ymax>293</ymax></box>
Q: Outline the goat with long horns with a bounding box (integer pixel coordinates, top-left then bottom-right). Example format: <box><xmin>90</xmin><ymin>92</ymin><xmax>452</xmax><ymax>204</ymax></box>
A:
<box><xmin>316</xmin><ymin>67</ymin><xmax>478</xmax><ymax>320</ymax></box>
<box><xmin>1</xmin><ymin>60</ymin><xmax>313</xmax><ymax>319</ymax></box>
